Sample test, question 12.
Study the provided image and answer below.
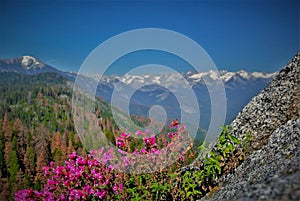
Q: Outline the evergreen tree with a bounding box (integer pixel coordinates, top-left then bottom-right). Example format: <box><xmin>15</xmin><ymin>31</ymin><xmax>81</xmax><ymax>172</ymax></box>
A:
<box><xmin>24</xmin><ymin>145</ymin><xmax>35</xmax><ymax>184</ymax></box>
<box><xmin>0</xmin><ymin>131</ymin><xmax>6</xmax><ymax>176</ymax></box>
<box><xmin>8</xmin><ymin>150</ymin><xmax>19</xmax><ymax>196</ymax></box>
<box><xmin>13</xmin><ymin>119</ymin><xmax>26</xmax><ymax>167</ymax></box>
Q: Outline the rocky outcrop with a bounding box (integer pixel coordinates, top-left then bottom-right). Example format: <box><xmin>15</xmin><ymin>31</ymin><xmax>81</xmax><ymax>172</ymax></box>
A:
<box><xmin>229</xmin><ymin>51</ymin><xmax>299</xmax><ymax>151</ymax></box>
<box><xmin>202</xmin><ymin>119</ymin><xmax>300</xmax><ymax>201</ymax></box>
<box><xmin>200</xmin><ymin>51</ymin><xmax>300</xmax><ymax>200</ymax></box>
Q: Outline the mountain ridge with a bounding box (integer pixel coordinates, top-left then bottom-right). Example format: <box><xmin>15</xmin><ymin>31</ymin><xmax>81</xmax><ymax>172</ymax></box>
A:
<box><xmin>84</xmin><ymin>69</ymin><xmax>277</xmax><ymax>88</ymax></box>
<box><xmin>0</xmin><ymin>56</ymin><xmax>277</xmax><ymax>129</ymax></box>
<box><xmin>0</xmin><ymin>55</ymin><xmax>276</xmax><ymax>85</ymax></box>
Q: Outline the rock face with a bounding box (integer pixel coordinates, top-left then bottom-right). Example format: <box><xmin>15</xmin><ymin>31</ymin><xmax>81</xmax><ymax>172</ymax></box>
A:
<box><xmin>202</xmin><ymin>119</ymin><xmax>300</xmax><ymax>201</ymax></box>
<box><xmin>229</xmin><ymin>51</ymin><xmax>299</xmax><ymax>151</ymax></box>
<box><xmin>201</xmin><ymin>52</ymin><xmax>300</xmax><ymax>201</ymax></box>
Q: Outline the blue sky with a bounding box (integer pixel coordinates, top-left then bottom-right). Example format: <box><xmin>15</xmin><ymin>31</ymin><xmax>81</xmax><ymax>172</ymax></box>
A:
<box><xmin>0</xmin><ymin>0</ymin><xmax>299</xmax><ymax>74</ymax></box>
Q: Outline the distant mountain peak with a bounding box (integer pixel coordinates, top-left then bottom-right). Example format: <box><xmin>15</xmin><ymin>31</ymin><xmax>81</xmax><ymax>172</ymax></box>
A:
<box><xmin>20</xmin><ymin>55</ymin><xmax>45</xmax><ymax>69</ymax></box>
<box><xmin>0</xmin><ymin>56</ymin><xmax>59</xmax><ymax>74</ymax></box>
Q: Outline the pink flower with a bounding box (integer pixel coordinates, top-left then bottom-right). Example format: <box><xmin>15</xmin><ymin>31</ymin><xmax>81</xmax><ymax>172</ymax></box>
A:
<box><xmin>112</xmin><ymin>185</ymin><xmax>118</xmax><ymax>192</ymax></box>
<box><xmin>154</xmin><ymin>150</ymin><xmax>161</xmax><ymax>155</ymax></box>
<box><xmin>42</xmin><ymin>166</ymin><xmax>50</xmax><ymax>176</ymax></box>
<box><xmin>69</xmin><ymin>152</ymin><xmax>77</xmax><ymax>159</ymax></box>
<box><xmin>76</xmin><ymin>156</ymin><xmax>86</xmax><ymax>165</ymax></box>
<box><xmin>144</xmin><ymin>135</ymin><xmax>156</xmax><ymax>146</ymax></box>
<box><xmin>63</xmin><ymin>180</ymin><xmax>70</xmax><ymax>186</ymax></box>
<box><xmin>116</xmin><ymin>141</ymin><xmax>125</xmax><ymax>147</ymax></box>
<box><xmin>99</xmin><ymin>191</ymin><xmax>107</xmax><ymax>199</ymax></box>
<box><xmin>118</xmin><ymin>148</ymin><xmax>127</xmax><ymax>155</ymax></box>
<box><xmin>48</xmin><ymin>179</ymin><xmax>56</xmax><ymax>186</ymax></box>
<box><xmin>121</xmin><ymin>132</ymin><xmax>130</xmax><ymax>138</ymax></box>
<box><xmin>135</xmin><ymin>130</ymin><xmax>143</xmax><ymax>135</ymax></box>
<box><xmin>140</xmin><ymin>148</ymin><xmax>147</xmax><ymax>154</ymax></box>
<box><xmin>122</xmin><ymin>156</ymin><xmax>129</xmax><ymax>166</ymax></box>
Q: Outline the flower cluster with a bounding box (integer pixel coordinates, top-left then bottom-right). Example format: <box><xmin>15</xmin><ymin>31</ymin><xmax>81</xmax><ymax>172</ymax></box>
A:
<box><xmin>15</xmin><ymin>120</ymin><xmax>195</xmax><ymax>200</ymax></box>
<box><xmin>92</xmin><ymin>124</ymin><xmax>193</xmax><ymax>174</ymax></box>
<box><xmin>116</xmin><ymin>132</ymin><xmax>131</xmax><ymax>148</ymax></box>
<box><xmin>15</xmin><ymin>152</ymin><xmax>123</xmax><ymax>201</ymax></box>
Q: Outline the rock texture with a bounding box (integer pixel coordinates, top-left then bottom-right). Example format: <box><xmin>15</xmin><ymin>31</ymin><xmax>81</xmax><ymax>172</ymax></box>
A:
<box><xmin>202</xmin><ymin>119</ymin><xmax>300</xmax><ymax>201</ymax></box>
<box><xmin>229</xmin><ymin>51</ymin><xmax>299</xmax><ymax>151</ymax></box>
<box><xmin>200</xmin><ymin>51</ymin><xmax>300</xmax><ymax>201</ymax></box>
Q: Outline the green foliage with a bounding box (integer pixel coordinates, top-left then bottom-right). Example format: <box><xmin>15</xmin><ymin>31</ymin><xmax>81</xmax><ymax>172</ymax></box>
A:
<box><xmin>173</xmin><ymin>126</ymin><xmax>247</xmax><ymax>200</ymax></box>
<box><xmin>179</xmin><ymin>170</ymin><xmax>203</xmax><ymax>200</ymax></box>
<box><xmin>104</xmin><ymin>130</ymin><xmax>116</xmax><ymax>145</ymax></box>
<box><xmin>8</xmin><ymin>150</ymin><xmax>19</xmax><ymax>185</ymax></box>
<box><xmin>242</xmin><ymin>130</ymin><xmax>253</xmax><ymax>153</ymax></box>
<box><xmin>34</xmin><ymin>179</ymin><xmax>41</xmax><ymax>191</ymax></box>
<box><xmin>204</xmin><ymin>152</ymin><xmax>222</xmax><ymax>179</ymax></box>
<box><xmin>217</xmin><ymin>125</ymin><xmax>240</xmax><ymax>157</ymax></box>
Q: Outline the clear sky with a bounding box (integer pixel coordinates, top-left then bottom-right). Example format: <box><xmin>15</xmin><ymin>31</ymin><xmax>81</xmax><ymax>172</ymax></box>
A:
<box><xmin>0</xmin><ymin>0</ymin><xmax>299</xmax><ymax>74</ymax></box>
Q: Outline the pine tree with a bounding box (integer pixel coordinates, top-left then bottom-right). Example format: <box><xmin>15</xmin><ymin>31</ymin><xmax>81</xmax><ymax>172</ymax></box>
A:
<box><xmin>67</xmin><ymin>138</ymin><xmax>75</xmax><ymax>156</ymax></box>
<box><xmin>2</xmin><ymin>112</ymin><xmax>12</xmax><ymax>140</ymax></box>
<box><xmin>24</xmin><ymin>145</ymin><xmax>35</xmax><ymax>184</ymax></box>
<box><xmin>8</xmin><ymin>149</ymin><xmax>19</xmax><ymax>193</ymax></box>
<box><xmin>34</xmin><ymin>124</ymin><xmax>50</xmax><ymax>164</ymax></box>
<box><xmin>35</xmin><ymin>152</ymin><xmax>47</xmax><ymax>184</ymax></box>
<box><xmin>16</xmin><ymin>168</ymin><xmax>25</xmax><ymax>191</ymax></box>
<box><xmin>4</xmin><ymin>141</ymin><xmax>11</xmax><ymax>171</ymax></box>
<box><xmin>13</xmin><ymin>119</ymin><xmax>26</xmax><ymax>167</ymax></box>
<box><xmin>0</xmin><ymin>131</ymin><xmax>6</xmax><ymax>176</ymax></box>
<box><xmin>51</xmin><ymin>132</ymin><xmax>64</xmax><ymax>165</ymax></box>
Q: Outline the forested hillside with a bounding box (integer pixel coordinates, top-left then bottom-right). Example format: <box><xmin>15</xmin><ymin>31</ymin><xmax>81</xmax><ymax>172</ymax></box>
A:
<box><xmin>0</xmin><ymin>72</ymin><xmax>118</xmax><ymax>200</ymax></box>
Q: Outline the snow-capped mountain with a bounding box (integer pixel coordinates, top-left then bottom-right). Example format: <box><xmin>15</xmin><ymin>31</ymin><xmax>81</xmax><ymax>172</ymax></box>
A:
<box><xmin>84</xmin><ymin>70</ymin><xmax>276</xmax><ymax>129</ymax></box>
<box><xmin>20</xmin><ymin>56</ymin><xmax>45</xmax><ymax>69</ymax></box>
<box><xmin>85</xmin><ymin>70</ymin><xmax>276</xmax><ymax>89</ymax></box>
<box><xmin>0</xmin><ymin>56</ymin><xmax>277</xmax><ymax>130</ymax></box>
<box><xmin>0</xmin><ymin>56</ymin><xmax>59</xmax><ymax>74</ymax></box>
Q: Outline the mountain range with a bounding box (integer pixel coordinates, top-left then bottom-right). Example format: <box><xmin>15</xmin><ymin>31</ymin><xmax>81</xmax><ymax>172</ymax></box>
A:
<box><xmin>0</xmin><ymin>56</ymin><xmax>277</xmax><ymax>130</ymax></box>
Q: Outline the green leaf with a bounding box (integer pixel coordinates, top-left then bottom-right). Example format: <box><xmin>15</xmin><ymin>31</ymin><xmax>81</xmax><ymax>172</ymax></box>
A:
<box><xmin>193</xmin><ymin>190</ymin><xmax>202</xmax><ymax>195</ymax></box>
<box><xmin>186</xmin><ymin>191</ymin><xmax>193</xmax><ymax>197</ymax></box>
<box><xmin>228</xmin><ymin>133</ymin><xmax>240</xmax><ymax>144</ymax></box>
<box><xmin>219</xmin><ymin>134</ymin><xmax>226</xmax><ymax>144</ymax></box>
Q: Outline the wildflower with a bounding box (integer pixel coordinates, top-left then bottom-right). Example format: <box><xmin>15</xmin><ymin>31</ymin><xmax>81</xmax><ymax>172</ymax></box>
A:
<box><xmin>69</xmin><ymin>152</ymin><xmax>77</xmax><ymax>159</ymax></box>
<box><xmin>135</xmin><ymin>130</ymin><xmax>143</xmax><ymax>135</ymax></box>
<box><xmin>170</xmin><ymin>118</ymin><xmax>180</xmax><ymax>128</ymax></box>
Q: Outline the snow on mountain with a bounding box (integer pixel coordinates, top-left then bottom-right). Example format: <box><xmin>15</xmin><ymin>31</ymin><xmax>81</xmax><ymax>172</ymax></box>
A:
<box><xmin>0</xmin><ymin>56</ymin><xmax>58</xmax><ymax>74</ymax></box>
<box><xmin>21</xmin><ymin>56</ymin><xmax>45</xmax><ymax>69</ymax></box>
<box><xmin>0</xmin><ymin>55</ymin><xmax>278</xmax><ymax>131</ymax></box>
<box><xmin>82</xmin><ymin>69</ymin><xmax>277</xmax><ymax>129</ymax></box>
<box><xmin>85</xmin><ymin>70</ymin><xmax>277</xmax><ymax>88</ymax></box>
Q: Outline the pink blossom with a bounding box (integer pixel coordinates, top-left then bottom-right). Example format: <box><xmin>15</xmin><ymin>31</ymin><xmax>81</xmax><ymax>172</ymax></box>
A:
<box><xmin>42</xmin><ymin>166</ymin><xmax>50</xmax><ymax>176</ymax></box>
<box><xmin>122</xmin><ymin>156</ymin><xmax>129</xmax><ymax>166</ymax></box>
<box><xmin>48</xmin><ymin>179</ymin><xmax>56</xmax><ymax>186</ymax></box>
<box><xmin>140</xmin><ymin>148</ymin><xmax>147</xmax><ymax>154</ymax></box>
<box><xmin>118</xmin><ymin>148</ymin><xmax>127</xmax><ymax>155</ymax></box>
<box><xmin>116</xmin><ymin>141</ymin><xmax>125</xmax><ymax>147</ymax></box>
<box><xmin>135</xmin><ymin>130</ymin><xmax>143</xmax><ymax>135</ymax></box>
<box><xmin>69</xmin><ymin>152</ymin><xmax>77</xmax><ymax>159</ymax></box>
<box><xmin>121</xmin><ymin>132</ymin><xmax>130</xmax><ymax>138</ymax></box>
